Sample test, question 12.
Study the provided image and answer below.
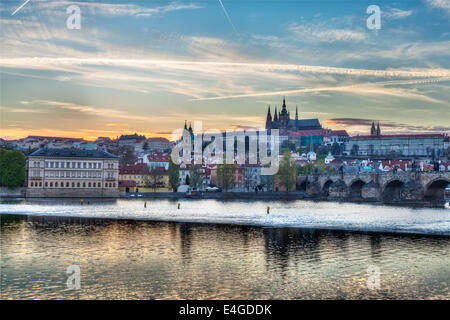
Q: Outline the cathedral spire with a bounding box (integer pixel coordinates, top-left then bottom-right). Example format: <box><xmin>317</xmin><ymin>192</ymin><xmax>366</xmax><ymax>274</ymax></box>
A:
<box><xmin>184</xmin><ymin>120</ymin><xmax>187</xmax><ymax>130</ymax></box>
<box><xmin>295</xmin><ymin>105</ymin><xmax>298</xmax><ymax>120</ymax></box>
<box><xmin>371</xmin><ymin>121</ymin><xmax>376</xmax><ymax>135</ymax></box>
<box><xmin>273</xmin><ymin>106</ymin><xmax>278</xmax><ymax>122</ymax></box>
<box><xmin>189</xmin><ymin>122</ymin><xmax>192</xmax><ymax>134</ymax></box>
<box><xmin>376</xmin><ymin>122</ymin><xmax>381</xmax><ymax>136</ymax></box>
<box><xmin>265</xmin><ymin>105</ymin><xmax>272</xmax><ymax>130</ymax></box>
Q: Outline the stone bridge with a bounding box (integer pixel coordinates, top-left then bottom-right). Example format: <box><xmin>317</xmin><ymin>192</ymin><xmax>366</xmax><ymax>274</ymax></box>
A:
<box><xmin>297</xmin><ymin>172</ymin><xmax>450</xmax><ymax>205</ymax></box>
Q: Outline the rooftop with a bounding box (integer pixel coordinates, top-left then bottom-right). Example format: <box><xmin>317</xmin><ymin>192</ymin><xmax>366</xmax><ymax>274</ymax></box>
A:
<box><xmin>29</xmin><ymin>148</ymin><xmax>118</xmax><ymax>159</ymax></box>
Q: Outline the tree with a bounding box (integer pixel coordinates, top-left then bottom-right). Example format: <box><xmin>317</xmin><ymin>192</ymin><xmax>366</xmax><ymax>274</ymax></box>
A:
<box><xmin>298</xmin><ymin>162</ymin><xmax>315</xmax><ymax>174</ymax></box>
<box><xmin>0</xmin><ymin>149</ymin><xmax>26</xmax><ymax>189</ymax></box>
<box><xmin>114</xmin><ymin>145</ymin><xmax>137</xmax><ymax>165</ymax></box>
<box><xmin>261</xmin><ymin>174</ymin><xmax>274</xmax><ymax>191</ymax></box>
<box><xmin>149</xmin><ymin>167</ymin><xmax>163</xmax><ymax>192</ymax></box>
<box><xmin>168</xmin><ymin>157</ymin><xmax>180</xmax><ymax>192</ymax></box>
<box><xmin>278</xmin><ymin>150</ymin><xmax>297</xmax><ymax>193</ymax></box>
<box><xmin>331</xmin><ymin>142</ymin><xmax>341</xmax><ymax>155</ymax></box>
<box><xmin>189</xmin><ymin>165</ymin><xmax>204</xmax><ymax>190</ymax></box>
<box><xmin>216</xmin><ymin>163</ymin><xmax>236</xmax><ymax>191</ymax></box>
<box><xmin>143</xmin><ymin>141</ymin><xmax>149</xmax><ymax>152</ymax></box>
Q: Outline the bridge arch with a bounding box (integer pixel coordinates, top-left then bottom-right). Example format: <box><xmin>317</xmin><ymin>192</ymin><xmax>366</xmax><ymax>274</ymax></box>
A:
<box><xmin>297</xmin><ymin>180</ymin><xmax>308</xmax><ymax>191</ymax></box>
<box><xmin>349</xmin><ymin>179</ymin><xmax>366</xmax><ymax>199</ymax></box>
<box><xmin>382</xmin><ymin>179</ymin><xmax>405</xmax><ymax>202</ymax></box>
<box><xmin>322</xmin><ymin>179</ymin><xmax>333</xmax><ymax>196</ymax></box>
<box><xmin>424</xmin><ymin>178</ymin><xmax>450</xmax><ymax>201</ymax></box>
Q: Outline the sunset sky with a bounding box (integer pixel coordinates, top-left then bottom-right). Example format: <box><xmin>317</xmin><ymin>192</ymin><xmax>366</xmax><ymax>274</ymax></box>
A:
<box><xmin>1</xmin><ymin>0</ymin><xmax>449</xmax><ymax>141</ymax></box>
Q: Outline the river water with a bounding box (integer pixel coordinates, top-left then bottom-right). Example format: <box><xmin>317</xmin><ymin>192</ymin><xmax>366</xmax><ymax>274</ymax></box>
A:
<box><xmin>0</xmin><ymin>199</ymin><xmax>449</xmax><ymax>299</ymax></box>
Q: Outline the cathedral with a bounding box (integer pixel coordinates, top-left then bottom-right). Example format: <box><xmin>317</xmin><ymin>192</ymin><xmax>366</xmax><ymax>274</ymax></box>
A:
<box><xmin>265</xmin><ymin>97</ymin><xmax>322</xmax><ymax>134</ymax></box>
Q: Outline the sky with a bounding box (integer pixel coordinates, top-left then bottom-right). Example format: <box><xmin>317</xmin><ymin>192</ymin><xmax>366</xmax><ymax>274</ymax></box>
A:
<box><xmin>0</xmin><ymin>0</ymin><xmax>449</xmax><ymax>141</ymax></box>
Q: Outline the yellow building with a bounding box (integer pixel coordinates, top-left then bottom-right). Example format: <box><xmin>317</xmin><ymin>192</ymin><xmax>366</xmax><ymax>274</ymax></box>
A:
<box><xmin>119</xmin><ymin>163</ymin><xmax>170</xmax><ymax>193</ymax></box>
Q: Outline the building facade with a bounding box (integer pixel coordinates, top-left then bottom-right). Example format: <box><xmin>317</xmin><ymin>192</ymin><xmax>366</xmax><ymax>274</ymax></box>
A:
<box><xmin>26</xmin><ymin>148</ymin><xmax>119</xmax><ymax>198</ymax></box>
<box><xmin>347</xmin><ymin>123</ymin><xmax>446</xmax><ymax>157</ymax></box>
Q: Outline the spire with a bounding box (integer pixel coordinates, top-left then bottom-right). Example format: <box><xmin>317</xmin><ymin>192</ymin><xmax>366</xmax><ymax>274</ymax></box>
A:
<box><xmin>273</xmin><ymin>106</ymin><xmax>278</xmax><ymax>122</ymax></box>
<box><xmin>295</xmin><ymin>105</ymin><xmax>298</xmax><ymax>120</ymax></box>
<box><xmin>189</xmin><ymin>122</ymin><xmax>192</xmax><ymax>134</ymax></box>
<box><xmin>265</xmin><ymin>105</ymin><xmax>272</xmax><ymax>130</ymax></box>
<box><xmin>184</xmin><ymin>120</ymin><xmax>187</xmax><ymax>130</ymax></box>
<box><xmin>376</xmin><ymin>122</ymin><xmax>381</xmax><ymax>136</ymax></box>
<box><xmin>371</xmin><ymin>121</ymin><xmax>376</xmax><ymax>135</ymax></box>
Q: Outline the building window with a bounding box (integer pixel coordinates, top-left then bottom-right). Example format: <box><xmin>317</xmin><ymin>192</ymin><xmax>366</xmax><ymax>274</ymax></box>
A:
<box><xmin>77</xmin><ymin>182</ymin><xmax>80</xmax><ymax>187</ymax></box>
<box><xmin>83</xmin><ymin>163</ymin><xmax>87</xmax><ymax>168</ymax></box>
<box><xmin>30</xmin><ymin>182</ymin><xmax>34</xmax><ymax>187</ymax></box>
<box><xmin>66</xmin><ymin>182</ymin><xmax>69</xmax><ymax>187</ymax></box>
<box><xmin>89</xmin><ymin>163</ymin><xmax>92</xmax><ymax>169</ymax></box>
<box><xmin>55</xmin><ymin>182</ymin><xmax>58</xmax><ymax>187</ymax></box>
<box><xmin>78</xmin><ymin>162</ymin><xmax>81</xmax><ymax>168</ymax></box>
<box><xmin>98</xmin><ymin>163</ymin><xmax>102</xmax><ymax>169</ymax></box>
<box><xmin>88</xmin><ymin>182</ymin><xmax>91</xmax><ymax>187</ymax></box>
<box><xmin>50</xmin><ymin>182</ymin><xmax>53</xmax><ymax>187</ymax></box>
<box><xmin>83</xmin><ymin>182</ymin><xmax>86</xmax><ymax>187</ymax></box>
<box><xmin>45</xmin><ymin>182</ymin><xmax>48</xmax><ymax>187</ymax></box>
<box><xmin>72</xmin><ymin>182</ymin><xmax>75</xmax><ymax>187</ymax></box>
<box><xmin>39</xmin><ymin>182</ymin><xmax>42</xmax><ymax>187</ymax></box>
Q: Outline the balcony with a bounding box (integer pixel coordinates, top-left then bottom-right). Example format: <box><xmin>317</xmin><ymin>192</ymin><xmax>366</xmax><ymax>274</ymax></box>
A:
<box><xmin>29</xmin><ymin>176</ymin><xmax>42</xmax><ymax>180</ymax></box>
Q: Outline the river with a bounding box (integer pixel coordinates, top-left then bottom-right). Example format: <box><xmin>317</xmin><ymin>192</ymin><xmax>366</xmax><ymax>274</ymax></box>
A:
<box><xmin>1</xmin><ymin>199</ymin><xmax>449</xmax><ymax>299</ymax></box>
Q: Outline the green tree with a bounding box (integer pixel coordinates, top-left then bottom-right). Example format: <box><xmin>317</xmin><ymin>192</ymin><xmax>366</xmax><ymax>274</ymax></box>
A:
<box><xmin>331</xmin><ymin>142</ymin><xmax>341</xmax><ymax>155</ymax></box>
<box><xmin>189</xmin><ymin>164</ymin><xmax>204</xmax><ymax>190</ymax></box>
<box><xmin>216</xmin><ymin>163</ymin><xmax>236</xmax><ymax>191</ymax></box>
<box><xmin>278</xmin><ymin>150</ymin><xmax>297</xmax><ymax>193</ymax></box>
<box><xmin>0</xmin><ymin>149</ymin><xmax>26</xmax><ymax>189</ymax></box>
<box><xmin>298</xmin><ymin>162</ymin><xmax>315</xmax><ymax>174</ymax></box>
<box><xmin>168</xmin><ymin>157</ymin><xmax>180</xmax><ymax>192</ymax></box>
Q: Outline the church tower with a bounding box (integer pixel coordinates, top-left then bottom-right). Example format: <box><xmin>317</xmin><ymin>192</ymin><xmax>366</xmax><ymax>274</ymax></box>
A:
<box><xmin>279</xmin><ymin>97</ymin><xmax>290</xmax><ymax>129</ymax></box>
<box><xmin>265</xmin><ymin>105</ymin><xmax>272</xmax><ymax>130</ymax></box>
<box><xmin>376</xmin><ymin>122</ymin><xmax>381</xmax><ymax>136</ymax></box>
<box><xmin>295</xmin><ymin>105</ymin><xmax>299</xmax><ymax>130</ymax></box>
<box><xmin>273</xmin><ymin>106</ymin><xmax>278</xmax><ymax>122</ymax></box>
<box><xmin>370</xmin><ymin>121</ymin><xmax>376</xmax><ymax>135</ymax></box>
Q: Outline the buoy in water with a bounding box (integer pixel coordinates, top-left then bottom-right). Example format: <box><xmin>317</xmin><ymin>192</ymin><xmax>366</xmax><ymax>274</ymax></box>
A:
<box><xmin>178</xmin><ymin>203</ymin><xmax>181</xmax><ymax>209</ymax></box>
<box><xmin>267</xmin><ymin>206</ymin><xmax>270</xmax><ymax>214</ymax></box>
<box><xmin>80</xmin><ymin>199</ymin><xmax>84</xmax><ymax>205</ymax></box>
<box><xmin>144</xmin><ymin>201</ymin><xmax>147</xmax><ymax>208</ymax></box>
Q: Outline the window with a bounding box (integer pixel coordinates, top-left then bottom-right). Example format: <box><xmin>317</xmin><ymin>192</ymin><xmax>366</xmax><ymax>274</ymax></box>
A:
<box><xmin>72</xmin><ymin>162</ymin><xmax>76</xmax><ymax>168</ymax></box>
<box><xmin>45</xmin><ymin>182</ymin><xmax>48</xmax><ymax>187</ymax></box>
<box><xmin>55</xmin><ymin>162</ymin><xmax>59</xmax><ymax>168</ymax></box>
<box><xmin>78</xmin><ymin>162</ymin><xmax>81</xmax><ymax>168</ymax></box>
<box><xmin>88</xmin><ymin>182</ymin><xmax>91</xmax><ymax>187</ymax></box>
<box><xmin>98</xmin><ymin>163</ymin><xmax>102</xmax><ymax>169</ymax></box>
<box><xmin>89</xmin><ymin>163</ymin><xmax>92</xmax><ymax>169</ymax></box>
<box><xmin>77</xmin><ymin>182</ymin><xmax>80</xmax><ymax>187</ymax></box>
<box><xmin>93</xmin><ymin>163</ymin><xmax>96</xmax><ymax>169</ymax></box>
<box><xmin>83</xmin><ymin>163</ymin><xmax>87</xmax><ymax>168</ymax></box>
<box><xmin>72</xmin><ymin>182</ymin><xmax>75</xmax><ymax>187</ymax></box>
<box><xmin>30</xmin><ymin>182</ymin><xmax>34</xmax><ymax>187</ymax></box>
<box><xmin>55</xmin><ymin>182</ymin><xmax>58</xmax><ymax>187</ymax></box>
<box><xmin>66</xmin><ymin>182</ymin><xmax>69</xmax><ymax>187</ymax></box>
<box><xmin>83</xmin><ymin>182</ymin><xmax>86</xmax><ymax>187</ymax></box>
<box><xmin>50</xmin><ymin>182</ymin><xmax>53</xmax><ymax>187</ymax></box>
<box><xmin>39</xmin><ymin>182</ymin><xmax>42</xmax><ymax>187</ymax></box>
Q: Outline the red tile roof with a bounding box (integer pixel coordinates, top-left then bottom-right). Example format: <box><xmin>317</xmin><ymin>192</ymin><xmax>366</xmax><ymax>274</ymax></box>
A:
<box><xmin>147</xmin><ymin>153</ymin><xmax>170</xmax><ymax>162</ymax></box>
<box><xmin>351</xmin><ymin>134</ymin><xmax>444</xmax><ymax>139</ymax></box>
<box><xmin>119</xmin><ymin>163</ymin><xmax>149</xmax><ymax>174</ymax></box>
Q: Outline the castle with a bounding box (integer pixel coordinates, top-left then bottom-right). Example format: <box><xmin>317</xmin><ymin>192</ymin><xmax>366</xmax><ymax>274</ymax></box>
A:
<box><xmin>265</xmin><ymin>97</ymin><xmax>322</xmax><ymax>134</ymax></box>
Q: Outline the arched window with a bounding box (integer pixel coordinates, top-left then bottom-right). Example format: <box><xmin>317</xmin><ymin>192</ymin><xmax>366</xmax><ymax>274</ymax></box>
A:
<box><xmin>88</xmin><ymin>182</ymin><xmax>91</xmax><ymax>187</ymax></box>
<box><xmin>39</xmin><ymin>182</ymin><xmax>42</xmax><ymax>187</ymax></box>
<box><xmin>45</xmin><ymin>182</ymin><xmax>48</xmax><ymax>187</ymax></box>
<box><xmin>66</xmin><ymin>182</ymin><xmax>69</xmax><ymax>187</ymax></box>
<box><xmin>50</xmin><ymin>182</ymin><xmax>53</xmax><ymax>187</ymax></box>
<box><xmin>72</xmin><ymin>182</ymin><xmax>75</xmax><ymax>187</ymax></box>
<box><xmin>83</xmin><ymin>182</ymin><xmax>86</xmax><ymax>187</ymax></box>
<box><xmin>30</xmin><ymin>182</ymin><xmax>34</xmax><ymax>187</ymax></box>
<box><xmin>77</xmin><ymin>182</ymin><xmax>80</xmax><ymax>187</ymax></box>
<box><xmin>55</xmin><ymin>182</ymin><xmax>58</xmax><ymax>187</ymax></box>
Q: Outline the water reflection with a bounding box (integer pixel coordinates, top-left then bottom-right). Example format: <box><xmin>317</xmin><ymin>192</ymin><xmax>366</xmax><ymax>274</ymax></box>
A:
<box><xmin>1</xmin><ymin>214</ymin><xmax>449</xmax><ymax>299</ymax></box>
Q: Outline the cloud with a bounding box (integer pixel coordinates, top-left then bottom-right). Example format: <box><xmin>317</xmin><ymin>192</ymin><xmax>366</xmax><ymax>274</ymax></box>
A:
<box><xmin>323</xmin><ymin>118</ymin><xmax>449</xmax><ymax>134</ymax></box>
<box><xmin>384</xmin><ymin>8</ymin><xmax>414</xmax><ymax>19</ymax></box>
<box><xmin>426</xmin><ymin>0</ymin><xmax>450</xmax><ymax>14</ymax></box>
<box><xmin>288</xmin><ymin>22</ymin><xmax>367</xmax><ymax>43</ymax></box>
